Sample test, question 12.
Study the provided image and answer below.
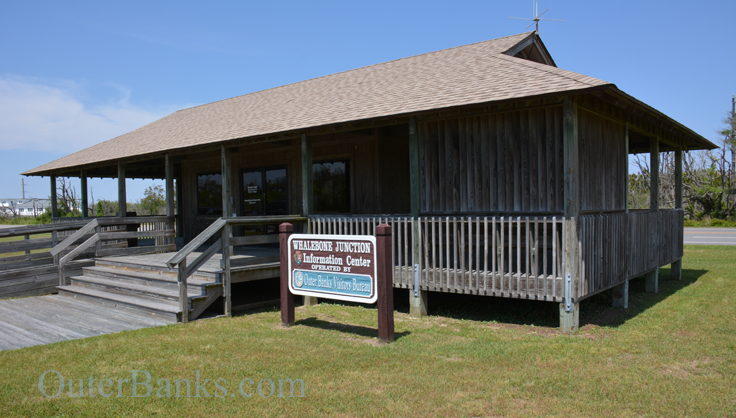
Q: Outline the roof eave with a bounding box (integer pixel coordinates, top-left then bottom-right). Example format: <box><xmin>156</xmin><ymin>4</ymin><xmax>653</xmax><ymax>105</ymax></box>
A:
<box><xmin>602</xmin><ymin>86</ymin><xmax>717</xmax><ymax>151</ymax></box>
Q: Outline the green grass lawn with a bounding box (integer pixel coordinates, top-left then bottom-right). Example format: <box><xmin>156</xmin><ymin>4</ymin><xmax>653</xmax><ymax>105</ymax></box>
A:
<box><xmin>0</xmin><ymin>245</ymin><xmax>734</xmax><ymax>416</ymax></box>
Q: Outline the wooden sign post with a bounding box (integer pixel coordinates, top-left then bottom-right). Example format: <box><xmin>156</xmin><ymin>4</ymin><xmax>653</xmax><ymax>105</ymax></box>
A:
<box><xmin>279</xmin><ymin>223</ymin><xmax>295</xmax><ymax>326</ymax></box>
<box><xmin>278</xmin><ymin>222</ymin><xmax>394</xmax><ymax>342</ymax></box>
<box><xmin>376</xmin><ymin>224</ymin><xmax>394</xmax><ymax>342</ymax></box>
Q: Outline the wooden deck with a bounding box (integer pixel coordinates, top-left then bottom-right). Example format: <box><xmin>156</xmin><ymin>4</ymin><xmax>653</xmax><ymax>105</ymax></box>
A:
<box><xmin>0</xmin><ymin>295</ymin><xmax>170</xmax><ymax>351</ymax></box>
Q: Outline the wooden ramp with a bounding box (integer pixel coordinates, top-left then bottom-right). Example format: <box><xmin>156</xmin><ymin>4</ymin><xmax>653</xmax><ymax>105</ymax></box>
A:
<box><xmin>0</xmin><ymin>295</ymin><xmax>169</xmax><ymax>351</ymax></box>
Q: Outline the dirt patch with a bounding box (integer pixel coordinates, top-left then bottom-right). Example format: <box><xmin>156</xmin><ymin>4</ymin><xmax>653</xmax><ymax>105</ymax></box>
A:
<box><xmin>661</xmin><ymin>358</ymin><xmax>713</xmax><ymax>378</ymax></box>
<box><xmin>485</xmin><ymin>322</ymin><xmax>607</xmax><ymax>340</ymax></box>
<box><xmin>341</xmin><ymin>335</ymin><xmax>386</xmax><ymax>347</ymax></box>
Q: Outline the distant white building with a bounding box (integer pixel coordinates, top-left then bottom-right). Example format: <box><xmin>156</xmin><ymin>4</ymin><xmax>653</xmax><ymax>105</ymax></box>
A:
<box><xmin>0</xmin><ymin>198</ymin><xmax>64</xmax><ymax>217</ymax></box>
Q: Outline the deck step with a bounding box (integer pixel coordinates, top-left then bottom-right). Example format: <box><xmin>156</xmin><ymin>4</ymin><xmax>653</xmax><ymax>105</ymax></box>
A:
<box><xmin>70</xmin><ymin>275</ymin><xmax>207</xmax><ymax>302</ymax></box>
<box><xmin>58</xmin><ymin>285</ymin><xmax>180</xmax><ymax>322</ymax></box>
<box><xmin>82</xmin><ymin>266</ymin><xmax>217</xmax><ymax>291</ymax></box>
<box><xmin>94</xmin><ymin>258</ymin><xmax>219</xmax><ymax>280</ymax></box>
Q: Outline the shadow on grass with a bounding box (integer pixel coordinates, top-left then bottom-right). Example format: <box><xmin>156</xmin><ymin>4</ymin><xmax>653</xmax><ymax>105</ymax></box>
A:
<box><xmin>579</xmin><ymin>267</ymin><xmax>707</xmax><ymax>328</ymax></box>
<box><xmin>295</xmin><ymin>317</ymin><xmax>411</xmax><ymax>341</ymax></box>
<box><xmin>390</xmin><ymin>268</ymin><xmax>708</xmax><ymax>329</ymax></box>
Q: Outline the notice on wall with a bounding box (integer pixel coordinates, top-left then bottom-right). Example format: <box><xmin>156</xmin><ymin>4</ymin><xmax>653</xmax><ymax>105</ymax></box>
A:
<box><xmin>287</xmin><ymin>234</ymin><xmax>377</xmax><ymax>304</ymax></box>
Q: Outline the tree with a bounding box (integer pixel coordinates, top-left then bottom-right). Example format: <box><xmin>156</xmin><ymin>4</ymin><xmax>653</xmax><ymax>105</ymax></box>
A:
<box><xmin>628</xmin><ymin>102</ymin><xmax>735</xmax><ymax>220</ymax></box>
<box><xmin>55</xmin><ymin>177</ymin><xmax>81</xmax><ymax>217</ymax></box>
<box><xmin>138</xmin><ymin>185</ymin><xmax>166</xmax><ymax>216</ymax></box>
<box><xmin>95</xmin><ymin>200</ymin><xmax>118</xmax><ymax>217</ymax></box>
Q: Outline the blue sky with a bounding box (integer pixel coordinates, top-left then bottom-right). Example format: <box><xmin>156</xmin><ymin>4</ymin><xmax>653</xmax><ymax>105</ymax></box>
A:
<box><xmin>0</xmin><ymin>0</ymin><xmax>734</xmax><ymax>201</ymax></box>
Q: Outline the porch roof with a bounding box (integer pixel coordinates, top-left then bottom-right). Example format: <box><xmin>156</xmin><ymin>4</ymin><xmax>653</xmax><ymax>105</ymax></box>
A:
<box><xmin>24</xmin><ymin>32</ymin><xmax>715</xmax><ymax>176</ymax></box>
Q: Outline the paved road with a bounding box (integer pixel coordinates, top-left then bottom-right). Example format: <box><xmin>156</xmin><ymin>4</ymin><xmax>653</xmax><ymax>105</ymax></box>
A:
<box><xmin>684</xmin><ymin>227</ymin><xmax>736</xmax><ymax>246</ymax></box>
<box><xmin>0</xmin><ymin>225</ymin><xmax>26</xmax><ymax>230</ymax></box>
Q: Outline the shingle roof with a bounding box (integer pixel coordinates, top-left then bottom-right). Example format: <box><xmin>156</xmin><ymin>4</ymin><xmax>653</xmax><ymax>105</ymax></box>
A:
<box><xmin>25</xmin><ymin>32</ymin><xmax>614</xmax><ymax>175</ymax></box>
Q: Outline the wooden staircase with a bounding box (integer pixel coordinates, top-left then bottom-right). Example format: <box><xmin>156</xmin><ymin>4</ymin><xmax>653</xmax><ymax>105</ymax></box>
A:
<box><xmin>57</xmin><ymin>257</ymin><xmax>223</xmax><ymax>323</ymax></box>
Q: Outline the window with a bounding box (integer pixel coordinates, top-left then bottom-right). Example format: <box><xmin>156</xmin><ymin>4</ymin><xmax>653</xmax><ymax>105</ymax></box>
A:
<box><xmin>197</xmin><ymin>173</ymin><xmax>222</xmax><ymax>216</ymax></box>
<box><xmin>313</xmin><ymin>160</ymin><xmax>349</xmax><ymax>213</ymax></box>
<box><xmin>241</xmin><ymin>166</ymin><xmax>288</xmax><ymax>216</ymax></box>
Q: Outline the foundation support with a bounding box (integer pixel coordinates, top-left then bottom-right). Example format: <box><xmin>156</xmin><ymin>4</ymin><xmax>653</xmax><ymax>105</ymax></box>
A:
<box><xmin>645</xmin><ymin>268</ymin><xmax>659</xmax><ymax>293</ymax></box>
<box><xmin>409</xmin><ymin>289</ymin><xmax>428</xmax><ymax>317</ymax></box>
<box><xmin>559</xmin><ymin>302</ymin><xmax>579</xmax><ymax>333</ymax></box>
<box><xmin>671</xmin><ymin>259</ymin><xmax>682</xmax><ymax>281</ymax></box>
<box><xmin>611</xmin><ymin>280</ymin><xmax>629</xmax><ymax>309</ymax></box>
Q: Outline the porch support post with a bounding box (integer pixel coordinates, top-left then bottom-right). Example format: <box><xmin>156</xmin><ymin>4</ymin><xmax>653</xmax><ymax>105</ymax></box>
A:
<box><xmin>611</xmin><ymin>279</ymin><xmax>629</xmax><ymax>308</ymax></box>
<box><xmin>221</xmin><ymin>145</ymin><xmax>234</xmax><ymax>218</ymax></box>
<box><xmin>671</xmin><ymin>148</ymin><xmax>683</xmax><ymax>280</ymax></box>
<box><xmin>561</xmin><ymin>97</ymin><xmax>580</xmax><ymax>333</ymax></box>
<box><xmin>300</xmin><ymin>134</ymin><xmax>317</xmax><ymax>307</ymax></box>
<box><xmin>645</xmin><ymin>268</ymin><xmax>659</xmax><ymax>293</ymax></box>
<box><xmin>220</xmin><ymin>145</ymin><xmax>234</xmax><ymax>315</ymax></box>
<box><xmin>50</xmin><ymin>175</ymin><xmax>58</xmax><ymax>219</ymax></box>
<box><xmin>80</xmin><ymin>170</ymin><xmax>88</xmax><ymax>218</ymax></box>
<box><xmin>300</xmin><ymin>134</ymin><xmax>312</xmax><ymax>216</ymax></box>
<box><xmin>650</xmin><ymin>138</ymin><xmax>659</xmax><ymax>211</ymax></box>
<box><xmin>117</xmin><ymin>162</ymin><xmax>126</xmax><ymax>217</ymax></box>
<box><xmin>624</xmin><ymin>123</ymin><xmax>629</xmax><ymax>214</ymax></box>
<box><xmin>165</xmin><ymin>154</ymin><xmax>175</xmax><ymax>218</ymax></box>
<box><xmin>647</xmin><ymin>138</ymin><xmax>660</xmax><ymax>293</ymax></box>
<box><xmin>409</xmin><ymin>117</ymin><xmax>427</xmax><ymax>316</ymax></box>
<box><xmin>674</xmin><ymin>148</ymin><xmax>682</xmax><ymax>209</ymax></box>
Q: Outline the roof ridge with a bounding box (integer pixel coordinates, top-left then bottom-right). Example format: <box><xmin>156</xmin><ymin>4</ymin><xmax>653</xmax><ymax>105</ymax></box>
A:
<box><xmin>177</xmin><ymin>32</ymin><xmax>536</xmax><ymax>113</ymax></box>
<box><xmin>494</xmin><ymin>53</ymin><xmax>609</xmax><ymax>88</ymax></box>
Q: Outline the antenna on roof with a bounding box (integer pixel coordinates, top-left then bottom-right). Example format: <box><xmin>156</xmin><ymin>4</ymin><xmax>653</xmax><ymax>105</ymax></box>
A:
<box><xmin>509</xmin><ymin>0</ymin><xmax>563</xmax><ymax>33</ymax></box>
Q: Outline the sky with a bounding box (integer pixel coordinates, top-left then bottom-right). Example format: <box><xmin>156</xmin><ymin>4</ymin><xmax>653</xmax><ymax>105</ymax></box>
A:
<box><xmin>0</xmin><ymin>0</ymin><xmax>734</xmax><ymax>202</ymax></box>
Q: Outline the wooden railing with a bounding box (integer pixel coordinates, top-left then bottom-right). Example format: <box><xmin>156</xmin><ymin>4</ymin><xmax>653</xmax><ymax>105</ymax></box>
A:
<box><xmin>51</xmin><ymin>216</ymin><xmax>176</xmax><ymax>285</ymax></box>
<box><xmin>309</xmin><ymin>215</ymin><xmax>566</xmax><ymax>301</ymax></box>
<box><xmin>0</xmin><ymin>221</ymin><xmax>89</xmax><ymax>270</ymax></box>
<box><xmin>579</xmin><ymin>209</ymin><xmax>683</xmax><ymax>298</ymax></box>
<box><xmin>165</xmin><ymin>215</ymin><xmax>306</xmax><ymax>322</ymax></box>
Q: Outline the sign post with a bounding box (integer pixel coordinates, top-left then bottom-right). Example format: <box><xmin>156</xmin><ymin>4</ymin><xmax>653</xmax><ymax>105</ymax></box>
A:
<box><xmin>279</xmin><ymin>223</ymin><xmax>295</xmax><ymax>326</ymax></box>
<box><xmin>376</xmin><ymin>224</ymin><xmax>394</xmax><ymax>342</ymax></box>
<box><xmin>278</xmin><ymin>222</ymin><xmax>394</xmax><ymax>342</ymax></box>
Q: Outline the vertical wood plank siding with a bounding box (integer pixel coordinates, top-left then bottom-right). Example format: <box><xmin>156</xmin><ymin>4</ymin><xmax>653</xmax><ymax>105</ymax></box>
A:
<box><xmin>418</xmin><ymin>107</ymin><xmax>563</xmax><ymax>213</ymax></box>
<box><xmin>309</xmin><ymin>216</ymin><xmax>565</xmax><ymax>302</ymax></box>
<box><xmin>578</xmin><ymin>109</ymin><xmax>627</xmax><ymax>212</ymax></box>
<box><xmin>579</xmin><ymin>209</ymin><xmax>683</xmax><ymax>298</ymax></box>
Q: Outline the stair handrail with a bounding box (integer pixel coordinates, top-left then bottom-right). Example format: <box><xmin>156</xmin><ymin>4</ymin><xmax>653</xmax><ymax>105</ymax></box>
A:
<box><xmin>165</xmin><ymin>217</ymin><xmax>228</xmax><ymax>323</ymax></box>
<box><xmin>50</xmin><ymin>218</ymin><xmax>99</xmax><ymax>258</ymax></box>
<box><xmin>165</xmin><ymin>215</ymin><xmax>307</xmax><ymax>322</ymax></box>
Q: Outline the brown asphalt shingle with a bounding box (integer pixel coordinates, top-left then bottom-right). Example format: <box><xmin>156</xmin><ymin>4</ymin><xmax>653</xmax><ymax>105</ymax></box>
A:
<box><xmin>26</xmin><ymin>32</ymin><xmax>611</xmax><ymax>175</ymax></box>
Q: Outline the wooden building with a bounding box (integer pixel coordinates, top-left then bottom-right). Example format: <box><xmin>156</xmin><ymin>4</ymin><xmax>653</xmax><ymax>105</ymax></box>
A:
<box><xmin>21</xmin><ymin>32</ymin><xmax>715</xmax><ymax>331</ymax></box>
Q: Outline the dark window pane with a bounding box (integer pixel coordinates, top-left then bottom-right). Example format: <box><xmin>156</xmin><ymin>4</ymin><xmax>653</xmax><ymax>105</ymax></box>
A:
<box><xmin>265</xmin><ymin>168</ymin><xmax>288</xmax><ymax>215</ymax></box>
<box><xmin>242</xmin><ymin>170</ymin><xmax>264</xmax><ymax>216</ymax></box>
<box><xmin>313</xmin><ymin>161</ymin><xmax>349</xmax><ymax>213</ymax></box>
<box><xmin>197</xmin><ymin>173</ymin><xmax>222</xmax><ymax>216</ymax></box>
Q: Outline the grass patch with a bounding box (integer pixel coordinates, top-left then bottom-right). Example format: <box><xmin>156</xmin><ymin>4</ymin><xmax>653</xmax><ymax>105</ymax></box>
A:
<box><xmin>0</xmin><ymin>245</ymin><xmax>734</xmax><ymax>416</ymax></box>
<box><xmin>684</xmin><ymin>218</ymin><xmax>736</xmax><ymax>227</ymax></box>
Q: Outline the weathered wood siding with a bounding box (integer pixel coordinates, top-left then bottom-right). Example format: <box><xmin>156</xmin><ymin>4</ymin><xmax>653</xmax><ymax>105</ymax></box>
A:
<box><xmin>311</xmin><ymin>126</ymin><xmax>409</xmax><ymax>214</ymax></box>
<box><xmin>578</xmin><ymin>109</ymin><xmax>627</xmax><ymax>212</ymax></box>
<box><xmin>418</xmin><ymin>106</ymin><xmax>564</xmax><ymax>214</ymax></box>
